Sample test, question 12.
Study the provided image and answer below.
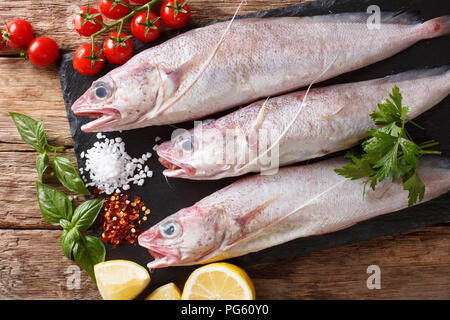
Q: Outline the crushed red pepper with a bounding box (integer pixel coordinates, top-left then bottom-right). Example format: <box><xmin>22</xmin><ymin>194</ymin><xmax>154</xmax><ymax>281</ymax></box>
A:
<box><xmin>92</xmin><ymin>190</ymin><xmax>151</xmax><ymax>249</ymax></box>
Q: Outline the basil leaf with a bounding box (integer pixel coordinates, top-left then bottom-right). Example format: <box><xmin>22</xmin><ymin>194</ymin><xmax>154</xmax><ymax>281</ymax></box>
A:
<box><xmin>36</xmin><ymin>120</ymin><xmax>49</xmax><ymax>152</ymax></box>
<box><xmin>36</xmin><ymin>181</ymin><xmax>73</xmax><ymax>225</ymax></box>
<box><xmin>9</xmin><ymin>112</ymin><xmax>48</xmax><ymax>153</ymax></box>
<box><xmin>59</xmin><ymin>218</ymin><xmax>72</xmax><ymax>229</ymax></box>
<box><xmin>60</xmin><ymin>228</ymin><xmax>81</xmax><ymax>260</ymax></box>
<box><xmin>73</xmin><ymin>235</ymin><xmax>106</xmax><ymax>282</ymax></box>
<box><xmin>53</xmin><ymin>155</ymin><xmax>90</xmax><ymax>195</ymax></box>
<box><xmin>71</xmin><ymin>198</ymin><xmax>104</xmax><ymax>231</ymax></box>
<box><xmin>36</xmin><ymin>153</ymin><xmax>49</xmax><ymax>182</ymax></box>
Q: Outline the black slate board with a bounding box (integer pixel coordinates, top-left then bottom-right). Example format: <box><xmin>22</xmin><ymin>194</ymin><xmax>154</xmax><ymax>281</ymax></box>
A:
<box><xmin>59</xmin><ymin>0</ymin><xmax>450</xmax><ymax>295</ymax></box>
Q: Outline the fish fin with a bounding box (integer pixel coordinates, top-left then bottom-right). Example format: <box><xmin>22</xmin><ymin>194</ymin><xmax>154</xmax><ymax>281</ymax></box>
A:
<box><xmin>226</xmin><ymin>193</ymin><xmax>282</xmax><ymax>247</ymax></box>
<box><xmin>379</xmin><ymin>11</ymin><xmax>421</xmax><ymax>25</ymax></box>
<box><xmin>307</xmin><ymin>11</ymin><xmax>420</xmax><ymax>25</ymax></box>
<box><xmin>225</xmin><ymin>179</ymin><xmax>347</xmax><ymax>251</ymax></box>
<box><xmin>252</xmin><ymin>97</ymin><xmax>269</xmax><ymax>132</ymax></box>
<box><xmin>420</xmin><ymin>15</ymin><xmax>450</xmax><ymax>39</ymax></box>
<box><xmin>232</xmin><ymin>193</ymin><xmax>281</xmax><ymax>228</ymax></box>
<box><xmin>380</xmin><ymin>66</ymin><xmax>450</xmax><ymax>82</ymax></box>
<box><xmin>247</xmin><ymin>97</ymin><xmax>269</xmax><ymax>150</ymax></box>
<box><xmin>154</xmin><ymin>64</ymin><xmax>182</xmax><ymax>105</ymax></box>
<box><xmin>153</xmin><ymin>0</ymin><xmax>247</xmax><ymax>117</ymax></box>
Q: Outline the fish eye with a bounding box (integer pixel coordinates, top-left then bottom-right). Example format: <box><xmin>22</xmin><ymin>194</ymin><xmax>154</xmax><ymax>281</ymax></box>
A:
<box><xmin>179</xmin><ymin>136</ymin><xmax>194</xmax><ymax>152</ymax></box>
<box><xmin>91</xmin><ymin>79</ymin><xmax>114</xmax><ymax>101</ymax></box>
<box><xmin>181</xmin><ymin>139</ymin><xmax>194</xmax><ymax>151</ymax></box>
<box><xmin>159</xmin><ymin>220</ymin><xmax>181</xmax><ymax>239</ymax></box>
<box><xmin>95</xmin><ymin>87</ymin><xmax>108</xmax><ymax>99</ymax></box>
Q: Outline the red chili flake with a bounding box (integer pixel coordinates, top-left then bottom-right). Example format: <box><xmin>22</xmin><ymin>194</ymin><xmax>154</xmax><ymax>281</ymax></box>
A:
<box><xmin>94</xmin><ymin>191</ymin><xmax>151</xmax><ymax>249</ymax></box>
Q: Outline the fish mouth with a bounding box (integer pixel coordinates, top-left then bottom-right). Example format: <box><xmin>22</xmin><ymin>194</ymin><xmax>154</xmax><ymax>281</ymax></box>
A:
<box><xmin>156</xmin><ymin>148</ymin><xmax>196</xmax><ymax>178</ymax></box>
<box><xmin>138</xmin><ymin>231</ymin><xmax>181</xmax><ymax>269</ymax></box>
<box><xmin>71</xmin><ymin>106</ymin><xmax>122</xmax><ymax>132</ymax></box>
<box><xmin>143</xmin><ymin>246</ymin><xmax>181</xmax><ymax>269</ymax></box>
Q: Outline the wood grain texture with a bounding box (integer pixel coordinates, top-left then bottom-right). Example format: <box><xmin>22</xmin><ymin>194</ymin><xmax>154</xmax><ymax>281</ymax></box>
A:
<box><xmin>0</xmin><ymin>150</ymin><xmax>82</xmax><ymax>229</ymax></box>
<box><xmin>0</xmin><ymin>225</ymin><xmax>448</xmax><ymax>299</ymax></box>
<box><xmin>248</xmin><ymin>225</ymin><xmax>450</xmax><ymax>299</ymax></box>
<box><xmin>0</xmin><ymin>58</ymin><xmax>72</xmax><ymax>147</ymax></box>
<box><xmin>0</xmin><ymin>0</ymin><xmax>448</xmax><ymax>300</ymax></box>
<box><xmin>0</xmin><ymin>229</ymin><xmax>99</xmax><ymax>299</ymax></box>
<box><xmin>0</xmin><ymin>0</ymin><xmax>304</xmax><ymax>55</ymax></box>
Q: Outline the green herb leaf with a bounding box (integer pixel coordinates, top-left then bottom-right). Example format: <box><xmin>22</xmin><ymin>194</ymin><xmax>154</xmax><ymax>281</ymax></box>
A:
<box><xmin>402</xmin><ymin>171</ymin><xmax>425</xmax><ymax>207</ymax></box>
<box><xmin>334</xmin><ymin>86</ymin><xmax>440</xmax><ymax>207</ymax></box>
<box><xmin>36</xmin><ymin>182</ymin><xmax>73</xmax><ymax>225</ymax></box>
<box><xmin>334</xmin><ymin>151</ymin><xmax>375</xmax><ymax>180</ymax></box>
<box><xmin>73</xmin><ymin>235</ymin><xmax>106</xmax><ymax>282</ymax></box>
<box><xmin>53</xmin><ymin>155</ymin><xmax>90</xmax><ymax>195</ymax></box>
<box><xmin>36</xmin><ymin>153</ymin><xmax>49</xmax><ymax>182</ymax></box>
<box><xmin>9</xmin><ymin>112</ymin><xmax>49</xmax><ymax>153</ymax></box>
<box><xmin>60</xmin><ymin>228</ymin><xmax>81</xmax><ymax>260</ymax></box>
<box><xmin>399</xmin><ymin>137</ymin><xmax>420</xmax><ymax>168</ymax></box>
<box><xmin>59</xmin><ymin>218</ymin><xmax>72</xmax><ymax>230</ymax></box>
<box><xmin>373</xmin><ymin>140</ymin><xmax>399</xmax><ymax>181</ymax></box>
<box><xmin>71</xmin><ymin>198</ymin><xmax>104</xmax><ymax>231</ymax></box>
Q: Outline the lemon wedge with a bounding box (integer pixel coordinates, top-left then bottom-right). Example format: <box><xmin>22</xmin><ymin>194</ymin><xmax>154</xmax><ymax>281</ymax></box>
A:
<box><xmin>145</xmin><ymin>282</ymin><xmax>182</xmax><ymax>300</ymax></box>
<box><xmin>181</xmin><ymin>262</ymin><xmax>255</xmax><ymax>300</ymax></box>
<box><xmin>94</xmin><ymin>260</ymin><xmax>150</xmax><ymax>300</ymax></box>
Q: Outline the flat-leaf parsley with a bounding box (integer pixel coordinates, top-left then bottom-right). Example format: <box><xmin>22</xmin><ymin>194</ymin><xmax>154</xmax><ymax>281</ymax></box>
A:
<box><xmin>334</xmin><ymin>86</ymin><xmax>441</xmax><ymax>206</ymax></box>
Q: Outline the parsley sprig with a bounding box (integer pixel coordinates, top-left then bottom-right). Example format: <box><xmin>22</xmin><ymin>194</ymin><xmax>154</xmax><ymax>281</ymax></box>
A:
<box><xmin>334</xmin><ymin>86</ymin><xmax>440</xmax><ymax>207</ymax></box>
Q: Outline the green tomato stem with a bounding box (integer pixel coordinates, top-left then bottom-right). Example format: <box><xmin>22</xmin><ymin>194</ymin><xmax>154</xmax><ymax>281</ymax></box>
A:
<box><xmin>90</xmin><ymin>0</ymin><xmax>159</xmax><ymax>41</ymax></box>
<box><xmin>420</xmin><ymin>150</ymin><xmax>442</xmax><ymax>155</ymax></box>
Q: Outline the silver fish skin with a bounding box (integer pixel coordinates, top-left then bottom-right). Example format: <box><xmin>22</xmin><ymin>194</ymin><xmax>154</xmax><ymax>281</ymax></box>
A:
<box><xmin>138</xmin><ymin>156</ymin><xmax>450</xmax><ymax>269</ymax></box>
<box><xmin>156</xmin><ymin>67</ymin><xmax>450</xmax><ymax>179</ymax></box>
<box><xmin>71</xmin><ymin>14</ymin><xmax>450</xmax><ymax>132</ymax></box>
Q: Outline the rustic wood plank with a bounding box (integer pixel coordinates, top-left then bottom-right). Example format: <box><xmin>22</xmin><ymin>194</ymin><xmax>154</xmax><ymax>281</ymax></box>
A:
<box><xmin>0</xmin><ymin>225</ymin><xmax>447</xmax><ymax>299</ymax></box>
<box><xmin>0</xmin><ymin>58</ymin><xmax>72</xmax><ymax>147</ymax></box>
<box><xmin>0</xmin><ymin>0</ymin><xmax>448</xmax><ymax>300</ymax></box>
<box><xmin>0</xmin><ymin>1</ymin><xmax>306</xmax><ymax>55</ymax></box>
<box><xmin>0</xmin><ymin>229</ymin><xmax>99</xmax><ymax>299</ymax></box>
<box><xmin>0</xmin><ymin>150</ymin><xmax>83</xmax><ymax>229</ymax></box>
<box><xmin>248</xmin><ymin>224</ymin><xmax>450</xmax><ymax>299</ymax></box>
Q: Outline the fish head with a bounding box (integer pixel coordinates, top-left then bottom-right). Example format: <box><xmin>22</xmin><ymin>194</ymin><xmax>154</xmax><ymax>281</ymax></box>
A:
<box><xmin>156</xmin><ymin>120</ymin><xmax>250</xmax><ymax>179</ymax></box>
<box><xmin>138</xmin><ymin>205</ymin><xmax>226</xmax><ymax>268</ymax></box>
<box><xmin>71</xmin><ymin>62</ymin><xmax>162</xmax><ymax>132</ymax></box>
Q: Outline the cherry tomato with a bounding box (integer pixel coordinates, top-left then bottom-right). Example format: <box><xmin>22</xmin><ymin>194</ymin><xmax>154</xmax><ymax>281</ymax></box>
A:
<box><xmin>160</xmin><ymin>0</ymin><xmax>190</xmax><ymax>29</ymax></box>
<box><xmin>103</xmin><ymin>32</ymin><xmax>134</xmax><ymax>65</ymax></box>
<box><xmin>73</xmin><ymin>6</ymin><xmax>104</xmax><ymax>37</ymax></box>
<box><xmin>131</xmin><ymin>11</ymin><xmax>161</xmax><ymax>43</ymax></box>
<box><xmin>132</xmin><ymin>0</ymin><xmax>151</xmax><ymax>4</ymax></box>
<box><xmin>27</xmin><ymin>37</ymin><xmax>59</xmax><ymax>67</ymax></box>
<box><xmin>98</xmin><ymin>0</ymin><xmax>131</xmax><ymax>20</ymax></box>
<box><xmin>6</xmin><ymin>19</ymin><xmax>34</xmax><ymax>48</ymax></box>
<box><xmin>73</xmin><ymin>44</ymin><xmax>104</xmax><ymax>76</ymax></box>
<box><xmin>0</xmin><ymin>29</ymin><xmax>6</xmax><ymax>50</ymax></box>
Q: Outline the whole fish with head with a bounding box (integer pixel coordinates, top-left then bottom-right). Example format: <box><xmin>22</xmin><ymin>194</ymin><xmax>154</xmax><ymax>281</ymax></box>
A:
<box><xmin>138</xmin><ymin>156</ymin><xmax>450</xmax><ymax>268</ymax></box>
<box><xmin>156</xmin><ymin>67</ymin><xmax>450</xmax><ymax>179</ymax></box>
<box><xmin>71</xmin><ymin>13</ymin><xmax>450</xmax><ymax>132</ymax></box>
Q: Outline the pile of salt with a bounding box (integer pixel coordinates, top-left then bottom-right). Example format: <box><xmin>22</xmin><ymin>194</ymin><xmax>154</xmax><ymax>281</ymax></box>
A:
<box><xmin>80</xmin><ymin>133</ymin><xmax>153</xmax><ymax>194</ymax></box>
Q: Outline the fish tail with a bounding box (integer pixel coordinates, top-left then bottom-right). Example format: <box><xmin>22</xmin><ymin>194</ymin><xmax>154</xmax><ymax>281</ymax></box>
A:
<box><xmin>420</xmin><ymin>15</ymin><xmax>450</xmax><ymax>39</ymax></box>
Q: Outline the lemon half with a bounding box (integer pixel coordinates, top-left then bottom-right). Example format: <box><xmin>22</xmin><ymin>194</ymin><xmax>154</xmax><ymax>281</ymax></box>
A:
<box><xmin>181</xmin><ymin>262</ymin><xmax>255</xmax><ymax>300</ymax></box>
<box><xmin>94</xmin><ymin>260</ymin><xmax>150</xmax><ymax>300</ymax></box>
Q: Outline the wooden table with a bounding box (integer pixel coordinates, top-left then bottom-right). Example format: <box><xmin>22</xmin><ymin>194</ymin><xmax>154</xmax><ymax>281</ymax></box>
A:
<box><xmin>0</xmin><ymin>0</ymin><xmax>448</xmax><ymax>300</ymax></box>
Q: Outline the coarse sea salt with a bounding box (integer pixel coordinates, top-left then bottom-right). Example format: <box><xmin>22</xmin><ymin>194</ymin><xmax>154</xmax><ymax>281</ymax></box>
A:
<box><xmin>81</xmin><ymin>134</ymin><xmax>153</xmax><ymax>194</ymax></box>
